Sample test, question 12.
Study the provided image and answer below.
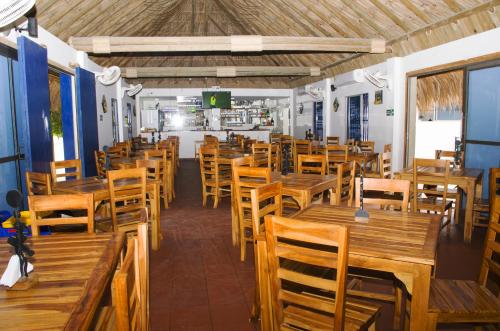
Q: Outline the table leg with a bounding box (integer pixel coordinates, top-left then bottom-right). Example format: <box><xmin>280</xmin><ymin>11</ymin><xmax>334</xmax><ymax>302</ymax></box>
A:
<box><xmin>464</xmin><ymin>180</ymin><xmax>476</xmax><ymax>244</ymax></box>
<box><xmin>409</xmin><ymin>264</ymin><xmax>432</xmax><ymax>330</ymax></box>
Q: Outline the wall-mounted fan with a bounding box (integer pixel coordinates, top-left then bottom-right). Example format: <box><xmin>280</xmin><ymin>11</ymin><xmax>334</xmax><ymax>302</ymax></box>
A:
<box><xmin>95</xmin><ymin>66</ymin><xmax>121</xmax><ymax>86</ymax></box>
<box><xmin>305</xmin><ymin>85</ymin><xmax>324</xmax><ymax>100</ymax></box>
<box><xmin>364</xmin><ymin>70</ymin><xmax>391</xmax><ymax>89</ymax></box>
<box><xmin>0</xmin><ymin>0</ymin><xmax>36</xmax><ymax>29</ymax></box>
<box><xmin>123</xmin><ymin>83</ymin><xmax>142</xmax><ymax>97</ymax></box>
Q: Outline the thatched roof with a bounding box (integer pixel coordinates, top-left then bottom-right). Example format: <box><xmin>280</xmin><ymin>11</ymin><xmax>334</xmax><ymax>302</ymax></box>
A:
<box><xmin>35</xmin><ymin>0</ymin><xmax>500</xmax><ymax>87</ymax></box>
<box><xmin>416</xmin><ymin>69</ymin><xmax>463</xmax><ymax>119</ymax></box>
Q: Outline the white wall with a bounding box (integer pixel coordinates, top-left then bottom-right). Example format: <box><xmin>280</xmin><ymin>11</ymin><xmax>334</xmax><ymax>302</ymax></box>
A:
<box><xmin>3</xmin><ymin>24</ymin><xmax>124</xmax><ymax>151</ymax></box>
<box><xmin>329</xmin><ymin>60</ymin><xmax>395</xmax><ymax>153</ymax></box>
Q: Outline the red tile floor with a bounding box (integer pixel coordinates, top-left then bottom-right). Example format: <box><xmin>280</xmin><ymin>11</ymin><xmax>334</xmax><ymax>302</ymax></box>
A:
<box><xmin>150</xmin><ymin>160</ymin><xmax>487</xmax><ymax>331</ymax></box>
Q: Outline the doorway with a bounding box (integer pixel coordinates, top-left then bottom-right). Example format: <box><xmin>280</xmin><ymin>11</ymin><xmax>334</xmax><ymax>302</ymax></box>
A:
<box><xmin>347</xmin><ymin>93</ymin><xmax>368</xmax><ymax>142</ymax></box>
<box><xmin>406</xmin><ymin>69</ymin><xmax>464</xmax><ymax>163</ymax></box>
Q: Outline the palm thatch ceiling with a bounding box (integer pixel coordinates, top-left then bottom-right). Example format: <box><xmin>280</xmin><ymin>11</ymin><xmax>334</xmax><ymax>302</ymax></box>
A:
<box><xmin>36</xmin><ymin>0</ymin><xmax>500</xmax><ymax>88</ymax></box>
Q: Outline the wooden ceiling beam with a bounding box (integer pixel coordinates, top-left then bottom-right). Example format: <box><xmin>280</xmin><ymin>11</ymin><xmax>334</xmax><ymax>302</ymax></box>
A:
<box><xmin>69</xmin><ymin>35</ymin><xmax>387</xmax><ymax>54</ymax></box>
<box><xmin>122</xmin><ymin>66</ymin><xmax>321</xmax><ymax>78</ymax></box>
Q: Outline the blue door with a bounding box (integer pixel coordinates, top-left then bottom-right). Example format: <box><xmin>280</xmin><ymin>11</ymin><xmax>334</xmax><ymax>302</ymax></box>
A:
<box><xmin>17</xmin><ymin>36</ymin><xmax>52</xmax><ymax>173</ymax></box>
<box><xmin>313</xmin><ymin>101</ymin><xmax>323</xmax><ymax>141</ymax></box>
<box><xmin>464</xmin><ymin>64</ymin><xmax>500</xmax><ymax>198</ymax></box>
<box><xmin>60</xmin><ymin>72</ymin><xmax>76</xmax><ymax>160</ymax></box>
<box><xmin>76</xmin><ymin>67</ymin><xmax>99</xmax><ymax>177</ymax></box>
<box><xmin>347</xmin><ymin>95</ymin><xmax>361</xmax><ymax>140</ymax></box>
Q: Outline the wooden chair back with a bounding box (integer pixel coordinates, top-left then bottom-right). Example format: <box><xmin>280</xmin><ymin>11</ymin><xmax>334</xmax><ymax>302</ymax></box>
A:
<box><xmin>379</xmin><ymin>151</ymin><xmax>392</xmax><ymax>179</ymax></box>
<box><xmin>412</xmin><ymin>158</ymin><xmax>450</xmax><ymax>213</ymax></box>
<box><xmin>359</xmin><ymin>140</ymin><xmax>375</xmax><ymax>153</ymax></box>
<box><xmin>199</xmin><ymin>146</ymin><xmax>221</xmax><ymax>185</ymax></box>
<box><xmin>136</xmin><ymin>159</ymin><xmax>161</xmax><ymax>182</ymax></box>
<box><xmin>490</xmin><ymin>168</ymin><xmax>500</xmax><ymax>214</ymax></box>
<box><xmin>326</xmin><ymin>136</ymin><xmax>339</xmax><ymax>145</ymax></box>
<box><xmin>107</xmin><ymin>145</ymin><xmax>124</xmax><ymax>160</ymax></box>
<box><xmin>244</xmin><ymin>139</ymin><xmax>257</xmax><ymax>151</ymax></box>
<box><xmin>26</xmin><ymin>171</ymin><xmax>52</xmax><ymax>195</ymax></box>
<box><xmin>95</xmin><ymin>151</ymin><xmax>107</xmax><ymax>177</ymax></box>
<box><xmin>50</xmin><ymin>159</ymin><xmax>82</xmax><ymax>183</ymax></box>
<box><xmin>231</xmin><ymin>156</ymin><xmax>253</xmax><ymax>168</ymax></box>
<box><xmin>250</xmin><ymin>182</ymin><xmax>282</xmax><ymax>239</ymax></box>
<box><xmin>355</xmin><ymin>177</ymin><xmax>410</xmax><ymax>211</ymax></box>
<box><xmin>204</xmin><ymin>135</ymin><xmax>219</xmax><ymax>146</ymax></box>
<box><xmin>115</xmin><ymin>142</ymin><xmax>130</xmax><ymax>157</ymax></box>
<box><xmin>28</xmin><ymin>193</ymin><xmax>94</xmax><ymax>236</ymax></box>
<box><xmin>435</xmin><ymin>149</ymin><xmax>463</xmax><ymax>164</ymax></box>
<box><xmin>331</xmin><ymin>161</ymin><xmax>356</xmax><ymax>206</ymax></box>
<box><xmin>270</xmin><ymin>133</ymin><xmax>281</xmax><ymax>144</ymax></box>
<box><xmin>297</xmin><ymin>154</ymin><xmax>326</xmax><ymax>175</ymax></box>
<box><xmin>252</xmin><ymin>143</ymin><xmax>272</xmax><ymax>168</ymax></box>
<box><xmin>264</xmin><ymin>215</ymin><xmax>349</xmax><ymax>330</ymax></box>
<box><xmin>293</xmin><ymin>139</ymin><xmax>312</xmax><ymax>171</ymax></box>
<box><xmin>325</xmin><ymin>145</ymin><xmax>348</xmax><ymax>175</ymax></box>
<box><xmin>145</xmin><ymin>149</ymin><xmax>171</xmax><ymax>187</ymax></box>
<box><xmin>113</xmin><ymin>222</ymin><xmax>149</xmax><ymax>331</ymax></box>
<box><xmin>478</xmin><ymin>210</ymin><xmax>500</xmax><ymax>289</ymax></box>
<box><xmin>384</xmin><ymin>144</ymin><xmax>392</xmax><ymax>153</ymax></box>
<box><xmin>107</xmin><ymin>168</ymin><xmax>147</xmax><ymax>232</ymax></box>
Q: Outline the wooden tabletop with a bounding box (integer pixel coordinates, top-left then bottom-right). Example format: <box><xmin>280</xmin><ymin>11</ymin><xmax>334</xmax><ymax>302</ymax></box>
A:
<box><xmin>273</xmin><ymin>172</ymin><xmax>336</xmax><ymax>194</ymax></box>
<box><xmin>53</xmin><ymin>177</ymin><xmax>158</xmax><ymax>201</ymax></box>
<box><xmin>396</xmin><ymin>166</ymin><xmax>483</xmax><ymax>180</ymax></box>
<box><xmin>292</xmin><ymin>205</ymin><xmax>441</xmax><ymax>265</ymax></box>
<box><xmin>0</xmin><ymin>232</ymin><xmax>124</xmax><ymax>331</ymax></box>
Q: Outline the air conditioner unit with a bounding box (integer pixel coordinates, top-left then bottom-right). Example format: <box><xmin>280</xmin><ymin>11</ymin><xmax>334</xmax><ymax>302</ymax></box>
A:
<box><xmin>297</xmin><ymin>85</ymin><xmax>324</xmax><ymax>100</ymax></box>
<box><xmin>333</xmin><ymin>69</ymin><xmax>365</xmax><ymax>88</ymax></box>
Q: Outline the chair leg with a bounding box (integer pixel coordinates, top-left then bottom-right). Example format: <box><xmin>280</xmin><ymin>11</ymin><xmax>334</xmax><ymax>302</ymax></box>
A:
<box><xmin>202</xmin><ymin>186</ymin><xmax>207</xmax><ymax>207</ymax></box>
<box><xmin>368</xmin><ymin>321</ymin><xmax>376</xmax><ymax>331</ymax></box>
<box><xmin>393</xmin><ymin>286</ymin><xmax>402</xmax><ymax>329</ymax></box>
<box><xmin>240</xmin><ymin>224</ymin><xmax>246</xmax><ymax>262</ymax></box>
<box><xmin>213</xmin><ymin>187</ymin><xmax>219</xmax><ymax>208</ymax></box>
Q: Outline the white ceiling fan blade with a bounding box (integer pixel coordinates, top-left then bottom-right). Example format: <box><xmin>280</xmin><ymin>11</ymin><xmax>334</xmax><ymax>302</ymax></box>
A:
<box><xmin>0</xmin><ymin>0</ymin><xmax>36</xmax><ymax>28</ymax></box>
<box><xmin>96</xmin><ymin>66</ymin><xmax>121</xmax><ymax>85</ymax></box>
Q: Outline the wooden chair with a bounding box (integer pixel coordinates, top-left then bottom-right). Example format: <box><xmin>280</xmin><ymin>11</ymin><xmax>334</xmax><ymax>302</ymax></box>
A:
<box><xmin>112</xmin><ymin>222</ymin><xmax>149</xmax><ymax>331</ymax></box>
<box><xmin>355</xmin><ymin>177</ymin><xmax>410</xmax><ymax>211</ymax></box>
<box><xmin>384</xmin><ymin>143</ymin><xmax>392</xmax><ymax>153</ymax></box>
<box><xmin>330</xmin><ymin>161</ymin><xmax>356</xmax><ymax>206</ymax></box>
<box><xmin>270</xmin><ymin>143</ymin><xmax>281</xmax><ymax>172</ymax></box>
<box><xmin>326</xmin><ymin>136</ymin><xmax>340</xmax><ymax>145</ymax></box>
<box><xmin>435</xmin><ymin>149</ymin><xmax>463</xmax><ymax>165</ymax></box>
<box><xmin>145</xmin><ymin>149</ymin><xmax>172</xmax><ymax>207</ymax></box>
<box><xmin>425</xmin><ymin>210</ymin><xmax>500</xmax><ymax>329</ymax></box>
<box><xmin>435</xmin><ymin>150</ymin><xmax>462</xmax><ymax>224</ymax></box>
<box><xmin>233</xmin><ymin>165</ymin><xmax>271</xmax><ymax>261</ymax></box>
<box><xmin>137</xmin><ymin>159</ymin><xmax>163</xmax><ymax>210</ymax></box>
<box><xmin>352</xmin><ymin>177</ymin><xmax>410</xmax><ymax>328</ymax></box>
<box><xmin>199</xmin><ymin>146</ymin><xmax>231</xmax><ymax>208</ymax></box>
<box><xmin>28</xmin><ymin>193</ymin><xmax>94</xmax><ymax>236</ymax></box>
<box><xmin>26</xmin><ymin>171</ymin><xmax>52</xmax><ymax>195</ymax></box>
<box><xmin>156</xmin><ymin>140</ymin><xmax>176</xmax><ymax>196</ymax></box>
<box><xmin>50</xmin><ymin>159</ymin><xmax>82</xmax><ymax>183</ymax></box>
<box><xmin>358</xmin><ymin>140</ymin><xmax>375</xmax><ymax>153</ymax></box>
<box><xmin>204</xmin><ymin>135</ymin><xmax>219</xmax><ymax>146</ymax></box>
<box><xmin>167</xmin><ymin>135</ymin><xmax>180</xmax><ymax>168</ymax></box>
<box><xmin>346</xmin><ymin>138</ymin><xmax>356</xmax><ymax>151</ymax></box>
<box><xmin>252</xmin><ymin>143</ymin><xmax>272</xmax><ymax>168</ymax></box>
<box><xmin>105</xmin><ymin>168</ymin><xmax>147</xmax><ymax>234</ymax></box>
<box><xmin>412</xmin><ymin>158</ymin><xmax>453</xmax><ymax>229</ymax></box>
<box><xmin>366</xmin><ymin>151</ymin><xmax>392</xmax><ymax>179</ymax></box>
<box><xmin>297</xmin><ymin>154</ymin><xmax>326</xmax><ymax>175</ymax></box>
<box><xmin>293</xmin><ymin>139</ymin><xmax>311</xmax><ymax>172</ymax></box>
<box><xmin>264</xmin><ymin>215</ymin><xmax>380</xmax><ymax>330</ymax></box>
<box><xmin>473</xmin><ymin>167</ymin><xmax>500</xmax><ymax>229</ymax></box>
<box><xmin>95</xmin><ymin>151</ymin><xmax>107</xmax><ymax>177</ymax></box>
<box><xmin>249</xmin><ymin>181</ymin><xmax>283</xmax><ymax>324</ymax></box>
<box><xmin>270</xmin><ymin>133</ymin><xmax>281</xmax><ymax>144</ymax></box>
<box><xmin>325</xmin><ymin>145</ymin><xmax>348</xmax><ymax>175</ymax></box>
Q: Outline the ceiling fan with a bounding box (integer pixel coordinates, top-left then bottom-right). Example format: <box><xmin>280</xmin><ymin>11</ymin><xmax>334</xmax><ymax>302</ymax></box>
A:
<box><xmin>95</xmin><ymin>66</ymin><xmax>121</xmax><ymax>86</ymax></box>
<box><xmin>0</xmin><ymin>0</ymin><xmax>35</xmax><ymax>28</ymax></box>
<box><xmin>123</xmin><ymin>83</ymin><xmax>143</xmax><ymax>97</ymax></box>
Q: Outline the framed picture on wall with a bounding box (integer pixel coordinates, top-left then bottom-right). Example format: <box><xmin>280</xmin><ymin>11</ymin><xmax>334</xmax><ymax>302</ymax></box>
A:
<box><xmin>374</xmin><ymin>90</ymin><xmax>383</xmax><ymax>104</ymax></box>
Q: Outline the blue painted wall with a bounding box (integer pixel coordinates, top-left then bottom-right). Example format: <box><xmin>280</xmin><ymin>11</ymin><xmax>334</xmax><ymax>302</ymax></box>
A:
<box><xmin>76</xmin><ymin>67</ymin><xmax>99</xmax><ymax>177</ymax></box>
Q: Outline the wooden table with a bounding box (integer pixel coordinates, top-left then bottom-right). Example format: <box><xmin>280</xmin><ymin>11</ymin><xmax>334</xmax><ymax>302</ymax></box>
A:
<box><xmin>231</xmin><ymin>172</ymin><xmax>337</xmax><ymax>246</ymax></box>
<box><xmin>395</xmin><ymin>166</ymin><xmax>483</xmax><ymax>243</ymax></box>
<box><xmin>258</xmin><ymin>205</ymin><xmax>441</xmax><ymax>330</ymax></box>
<box><xmin>53</xmin><ymin>177</ymin><xmax>162</xmax><ymax>250</ymax></box>
<box><xmin>0</xmin><ymin>232</ymin><xmax>124</xmax><ymax>331</ymax></box>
